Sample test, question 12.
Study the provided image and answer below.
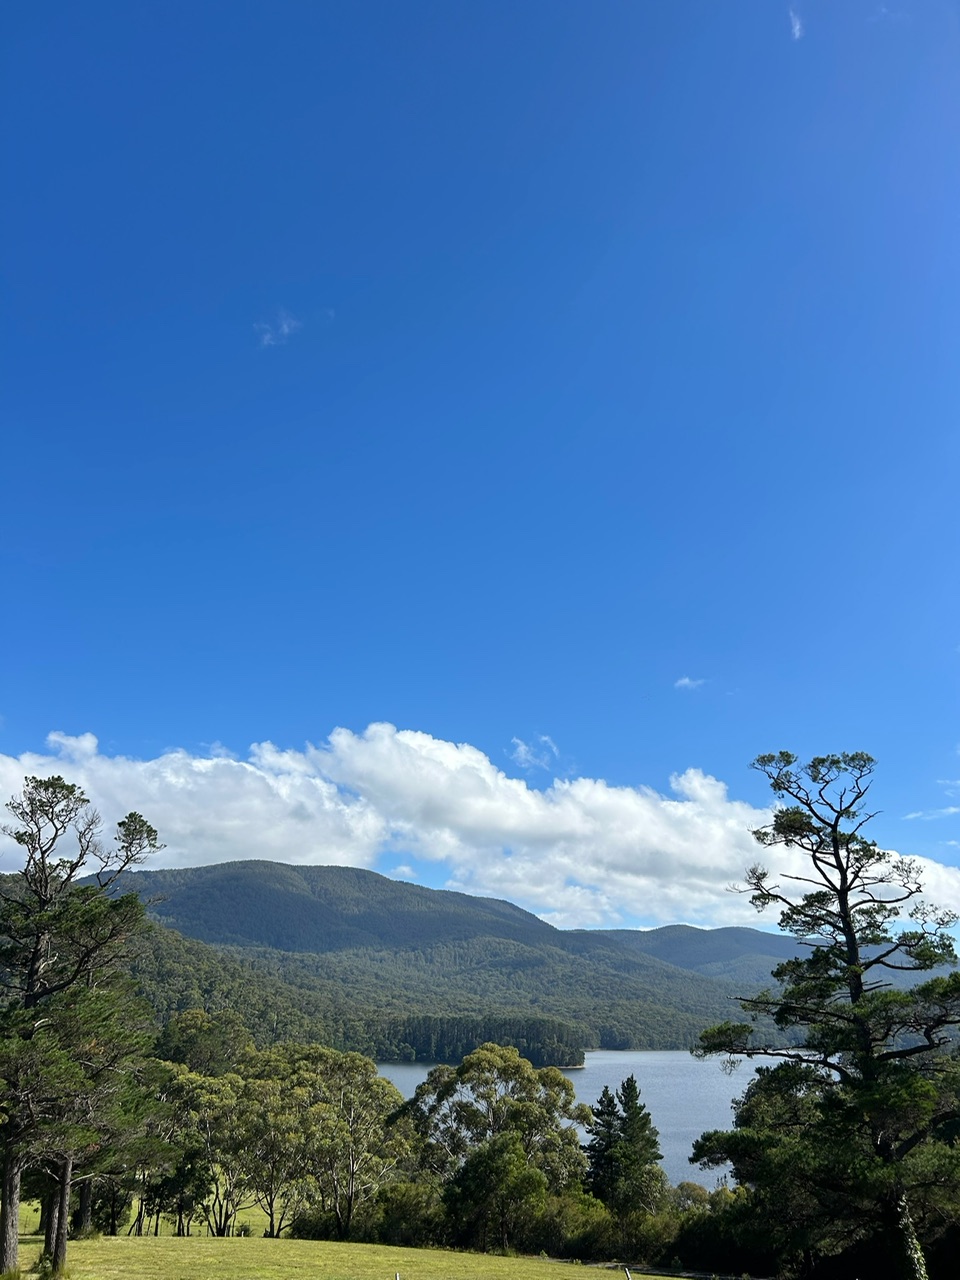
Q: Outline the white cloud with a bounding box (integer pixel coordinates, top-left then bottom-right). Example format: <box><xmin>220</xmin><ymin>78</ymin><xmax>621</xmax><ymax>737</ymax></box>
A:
<box><xmin>3</xmin><ymin>726</ymin><xmax>960</xmax><ymax>931</ymax></box>
<box><xmin>789</xmin><ymin>7</ymin><xmax>804</xmax><ymax>40</ymax></box>
<box><xmin>255</xmin><ymin>308</ymin><xmax>302</xmax><ymax>347</ymax></box>
<box><xmin>0</xmin><ymin>731</ymin><xmax>385</xmax><ymax>874</ymax></box>
<box><xmin>509</xmin><ymin>734</ymin><xmax>560</xmax><ymax>772</ymax></box>
<box><xmin>674</xmin><ymin>676</ymin><xmax>705</xmax><ymax>691</ymax></box>
<box><xmin>904</xmin><ymin>807</ymin><xmax>960</xmax><ymax>821</ymax></box>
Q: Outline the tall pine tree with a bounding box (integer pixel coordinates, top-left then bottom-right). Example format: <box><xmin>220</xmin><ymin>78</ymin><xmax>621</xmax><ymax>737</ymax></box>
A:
<box><xmin>585</xmin><ymin>1075</ymin><xmax>662</xmax><ymax>1214</ymax></box>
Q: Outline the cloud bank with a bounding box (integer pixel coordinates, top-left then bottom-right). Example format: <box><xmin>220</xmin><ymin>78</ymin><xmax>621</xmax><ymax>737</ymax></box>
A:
<box><xmin>2</xmin><ymin>726</ymin><xmax>959</xmax><ymax>930</ymax></box>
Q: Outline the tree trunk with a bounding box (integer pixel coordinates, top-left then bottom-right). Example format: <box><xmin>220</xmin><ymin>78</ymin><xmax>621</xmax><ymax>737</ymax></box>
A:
<box><xmin>76</xmin><ymin>1176</ymin><xmax>94</xmax><ymax>1233</ymax></box>
<box><xmin>44</xmin><ymin>1187</ymin><xmax>60</xmax><ymax>1262</ymax></box>
<box><xmin>52</xmin><ymin>1154</ymin><xmax>73</xmax><ymax>1275</ymax></box>
<box><xmin>0</xmin><ymin>1147</ymin><xmax>22</xmax><ymax>1274</ymax></box>
<box><xmin>130</xmin><ymin>1184</ymin><xmax>146</xmax><ymax>1236</ymax></box>
<box><xmin>107</xmin><ymin>1184</ymin><xmax>121</xmax><ymax>1236</ymax></box>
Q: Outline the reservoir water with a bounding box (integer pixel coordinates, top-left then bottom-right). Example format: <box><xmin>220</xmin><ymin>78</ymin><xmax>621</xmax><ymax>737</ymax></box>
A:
<box><xmin>378</xmin><ymin>1049</ymin><xmax>755</xmax><ymax>1188</ymax></box>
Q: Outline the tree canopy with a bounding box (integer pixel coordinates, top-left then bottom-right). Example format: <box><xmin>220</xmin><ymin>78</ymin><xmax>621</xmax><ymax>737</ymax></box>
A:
<box><xmin>695</xmin><ymin>752</ymin><xmax>960</xmax><ymax>1280</ymax></box>
<box><xmin>0</xmin><ymin>776</ymin><xmax>161</xmax><ymax>1275</ymax></box>
<box><xmin>584</xmin><ymin>1075</ymin><xmax>663</xmax><ymax>1215</ymax></box>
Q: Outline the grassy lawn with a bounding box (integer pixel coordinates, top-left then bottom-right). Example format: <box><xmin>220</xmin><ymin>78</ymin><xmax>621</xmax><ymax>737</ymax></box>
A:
<box><xmin>20</xmin><ymin>1234</ymin><xmax>632</xmax><ymax>1280</ymax></box>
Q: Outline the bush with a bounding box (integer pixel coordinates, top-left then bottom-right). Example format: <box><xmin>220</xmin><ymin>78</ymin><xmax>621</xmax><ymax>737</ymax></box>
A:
<box><xmin>522</xmin><ymin>1192</ymin><xmax>617</xmax><ymax>1262</ymax></box>
<box><xmin>288</xmin><ymin>1209</ymin><xmax>338</xmax><ymax>1241</ymax></box>
<box><xmin>367</xmin><ymin>1181</ymin><xmax>446</xmax><ymax>1248</ymax></box>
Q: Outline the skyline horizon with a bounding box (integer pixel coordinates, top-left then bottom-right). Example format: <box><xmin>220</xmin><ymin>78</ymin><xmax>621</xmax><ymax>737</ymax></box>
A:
<box><xmin>3</xmin><ymin>723</ymin><xmax>959</xmax><ymax>934</ymax></box>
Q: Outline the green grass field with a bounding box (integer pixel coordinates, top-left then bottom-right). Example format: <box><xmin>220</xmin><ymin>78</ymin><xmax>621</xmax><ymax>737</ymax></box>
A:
<box><xmin>18</xmin><ymin>1234</ymin><xmax>632</xmax><ymax>1280</ymax></box>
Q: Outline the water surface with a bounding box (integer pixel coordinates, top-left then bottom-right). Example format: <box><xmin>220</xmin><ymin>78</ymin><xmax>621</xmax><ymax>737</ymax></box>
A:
<box><xmin>379</xmin><ymin>1049</ymin><xmax>755</xmax><ymax>1187</ymax></box>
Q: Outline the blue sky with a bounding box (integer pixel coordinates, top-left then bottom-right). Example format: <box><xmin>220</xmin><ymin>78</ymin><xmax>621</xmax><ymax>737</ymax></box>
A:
<box><xmin>2</xmin><ymin>1</ymin><xmax>959</xmax><ymax>928</ymax></box>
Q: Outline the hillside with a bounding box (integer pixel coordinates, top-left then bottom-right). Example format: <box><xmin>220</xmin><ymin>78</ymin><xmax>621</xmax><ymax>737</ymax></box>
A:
<box><xmin>116</xmin><ymin>861</ymin><xmax>800</xmax><ymax>1060</ymax></box>
<box><xmin>120</xmin><ymin>861</ymin><xmax>557</xmax><ymax>952</ymax></box>
<box><xmin>587</xmin><ymin>923</ymin><xmax>802</xmax><ymax>991</ymax></box>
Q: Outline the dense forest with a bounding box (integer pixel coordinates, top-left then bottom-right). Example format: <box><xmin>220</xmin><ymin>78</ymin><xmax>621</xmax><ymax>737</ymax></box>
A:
<box><xmin>131</xmin><ymin>923</ymin><xmax>588</xmax><ymax>1067</ymax></box>
<box><xmin>118</xmin><ymin>860</ymin><xmax>798</xmax><ymax>1062</ymax></box>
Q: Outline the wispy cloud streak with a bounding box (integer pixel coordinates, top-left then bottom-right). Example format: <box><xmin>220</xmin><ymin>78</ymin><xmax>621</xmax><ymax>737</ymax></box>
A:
<box><xmin>510</xmin><ymin>735</ymin><xmax>560</xmax><ymax>772</ymax></box>
<box><xmin>255</xmin><ymin>308</ymin><xmax>302</xmax><ymax>347</ymax></box>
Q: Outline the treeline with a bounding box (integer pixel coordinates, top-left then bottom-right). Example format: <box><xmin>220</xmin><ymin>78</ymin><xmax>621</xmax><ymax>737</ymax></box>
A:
<box><xmin>210</xmin><ymin>936</ymin><xmax>726</xmax><ymax>1051</ymax></box>
<box><xmin>372</xmin><ymin>1013</ymin><xmax>585</xmax><ymax>1067</ymax></box>
<box><xmin>17</xmin><ymin>1006</ymin><xmax>960</xmax><ymax>1280</ymax></box>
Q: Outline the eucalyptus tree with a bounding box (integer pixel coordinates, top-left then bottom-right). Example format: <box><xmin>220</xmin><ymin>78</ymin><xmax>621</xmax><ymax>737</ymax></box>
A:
<box><xmin>408</xmin><ymin>1042</ymin><xmax>590</xmax><ymax>1248</ymax></box>
<box><xmin>236</xmin><ymin>1055</ymin><xmax>312</xmax><ymax>1238</ymax></box>
<box><xmin>695</xmin><ymin>752</ymin><xmax>960</xmax><ymax>1280</ymax></box>
<box><xmin>170</xmin><ymin>1068</ymin><xmax>254</xmax><ymax>1236</ymax></box>
<box><xmin>290</xmin><ymin>1046</ymin><xmax>411</xmax><ymax>1239</ymax></box>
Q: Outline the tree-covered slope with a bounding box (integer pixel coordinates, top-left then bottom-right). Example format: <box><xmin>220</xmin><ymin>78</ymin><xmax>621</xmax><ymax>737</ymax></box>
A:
<box><xmin>116</xmin><ymin>862</ymin><xmax>770</xmax><ymax>1056</ymax></box>
<box><xmin>130</xmin><ymin>923</ymin><xmax>590</xmax><ymax>1066</ymax></box>
<box><xmin>118</xmin><ymin>861</ymin><xmax>556</xmax><ymax>952</ymax></box>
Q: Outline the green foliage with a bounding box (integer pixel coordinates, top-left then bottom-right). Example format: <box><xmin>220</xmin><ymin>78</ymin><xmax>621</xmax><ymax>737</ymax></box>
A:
<box><xmin>405</xmin><ymin>1043</ymin><xmax>591</xmax><ymax>1253</ymax></box>
<box><xmin>119</xmin><ymin>860</ymin><xmax>767</xmax><ymax>1059</ymax></box>
<box><xmin>583</xmin><ymin>1085</ymin><xmax>620</xmax><ymax>1202</ymax></box>
<box><xmin>696</xmin><ymin>751</ymin><xmax>960</xmax><ymax>1280</ymax></box>
<box><xmin>0</xmin><ymin>776</ymin><xmax>159</xmax><ymax>1276</ymax></box>
<box><xmin>169</xmin><ymin>1068</ymin><xmax>254</xmax><ymax>1237</ymax></box>
<box><xmin>154</xmin><ymin>1009</ymin><xmax>255</xmax><ymax>1076</ymax></box>
<box><xmin>270</xmin><ymin>1045</ymin><xmax>410</xmax><ymax>1240</ymax></box>
<box><xmin>527</xmin><ymin>1190</ymin><xmax>616</xmax><ymax>1261</ymax></box>
<box><xmin>407</xmin><ymin>1043</ymin><xmax>589</xmax><ymax>1188</ymax></box>
<box><xmin>159</xmin><ymin>1043</ymin><xmax>411</xmax><ymax>1242</ymax></box>
<box><xmin>364</xmin><ymin>1179</ymin><xmax>447</xmax><ymax>1247</ymax></box>
<box><xmin>444</xmin><ymin>1130</ymin><xmax>549</xmax><ymax>1251</ymax></box>
<box><xmin>584</xmin><ymin>1075</ymin><xmax>663</xmax><ymax>1216</ymax></box>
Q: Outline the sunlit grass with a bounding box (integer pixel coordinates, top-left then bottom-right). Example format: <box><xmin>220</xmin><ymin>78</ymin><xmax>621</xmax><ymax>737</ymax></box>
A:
<box><xmin>25</xmin><ymin>1234</ymin><xmax>624</xmax><ymax>1280</ymax></box>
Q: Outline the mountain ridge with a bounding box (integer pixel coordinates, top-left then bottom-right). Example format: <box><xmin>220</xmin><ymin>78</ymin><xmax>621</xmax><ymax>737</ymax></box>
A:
<box><xmin>112</xmin><ymin>861</ymin><xmax>803</xmax><ymax>1058</ymax></box>
<box><xmin>118</xmin><ymin>859</ymin><xmax>796</xmax><ymax>981</ymax></box>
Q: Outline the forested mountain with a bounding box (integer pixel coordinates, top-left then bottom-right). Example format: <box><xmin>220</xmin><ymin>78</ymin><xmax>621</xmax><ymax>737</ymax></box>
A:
<box><xmin>119</xmin><ymin>861</ymin><xmax>557</xmax><ymax>952</ymax></box>
<box><xmin>114</xmin><ymin>861</ymin><xmax>797</xmax><ymax>1063</ymax></box>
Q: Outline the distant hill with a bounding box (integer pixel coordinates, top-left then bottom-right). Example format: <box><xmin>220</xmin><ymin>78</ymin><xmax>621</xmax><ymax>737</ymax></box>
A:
<box><xmin>114</xmin><ymin>861</ymin><xmax>807</xmax><ymax>1061</ymax></box>
<box><xmin>119</xmin><ymin>861</ymin><xmax>558</xmax><ymax>953</ymax></box>
<box><xmin>587</xmin><ymin>924</ymin><xmax>802</xmax><ymax>991</ymax></box>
